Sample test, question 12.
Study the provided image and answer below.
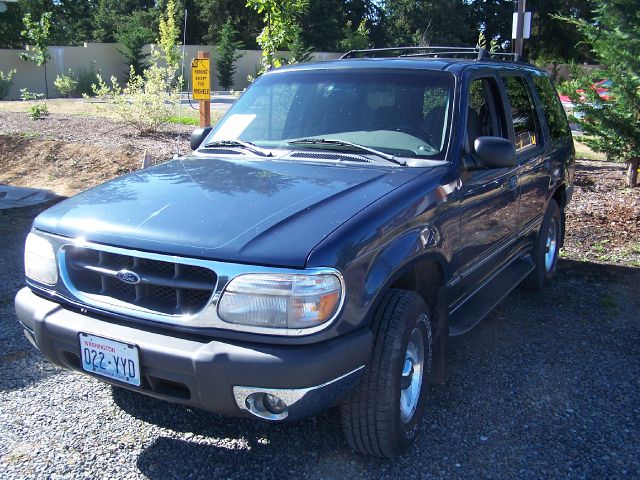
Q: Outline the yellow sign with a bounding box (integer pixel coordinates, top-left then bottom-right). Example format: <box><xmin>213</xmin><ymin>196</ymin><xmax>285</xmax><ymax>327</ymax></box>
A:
<box><xmin>191</xmin><ymin>58</ymin><xmax>211</xmax><ymax>101</ymax></box>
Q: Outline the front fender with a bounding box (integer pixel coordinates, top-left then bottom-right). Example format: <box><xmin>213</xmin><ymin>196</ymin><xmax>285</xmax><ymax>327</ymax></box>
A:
<box><xmin>308</xmin><ymin>167</ymin><xmax>460</xmax><ymax>336</ymax></box>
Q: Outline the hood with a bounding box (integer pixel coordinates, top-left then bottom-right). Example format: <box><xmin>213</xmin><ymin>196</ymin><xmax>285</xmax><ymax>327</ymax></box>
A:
<box><xmin>34</xmin><ymin>156</ymin><xmax>419</xmax><ymax>267</ymax></box>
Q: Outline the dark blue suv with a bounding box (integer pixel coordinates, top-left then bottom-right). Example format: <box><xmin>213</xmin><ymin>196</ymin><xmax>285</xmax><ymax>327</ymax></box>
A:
<box><xmin>16</xmin><ymin>47</ymin><xmax>574</xmax><ymax>458</ymax></box>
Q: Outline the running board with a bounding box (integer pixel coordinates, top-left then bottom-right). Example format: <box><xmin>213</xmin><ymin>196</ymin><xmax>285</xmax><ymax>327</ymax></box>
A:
<box><xmin>448</xmin><ymin>256</ymin><xmax>535</xmax><ymax>337</ymax></box>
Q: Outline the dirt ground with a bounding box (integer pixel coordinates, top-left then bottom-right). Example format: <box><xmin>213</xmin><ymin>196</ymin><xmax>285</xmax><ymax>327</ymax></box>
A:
<box><xmin>0</xmin><ymin>110</ymin><xmax>638</xmax><ymax>266</ymax></box>
<box><xmin>0</xmin><ymin>112</ymin><xmax>192</xmax><ymax>197</ymax></box>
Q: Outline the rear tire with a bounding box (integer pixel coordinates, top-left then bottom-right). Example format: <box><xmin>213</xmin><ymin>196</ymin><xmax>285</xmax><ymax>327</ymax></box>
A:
<box><xmin>340</xmin><ymin>289</ymin><xmax>432</xmax><ymax>458</ymax></box>
<box><xmin>523</xmin><ymin>200</ymin><xmax>562</xmax><ymax>290</ymax></box>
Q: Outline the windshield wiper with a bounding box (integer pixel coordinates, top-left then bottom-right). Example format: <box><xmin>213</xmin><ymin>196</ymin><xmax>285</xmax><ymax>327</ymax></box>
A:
<box><xmin>287</xmin><ymin>138</ymin><xmax>406</xmax><ymax>166</ymax></box>
<box><xmin>203</xmin><ymin>139</ymin><xmax>272</xmax><ymax>157</ymax></box>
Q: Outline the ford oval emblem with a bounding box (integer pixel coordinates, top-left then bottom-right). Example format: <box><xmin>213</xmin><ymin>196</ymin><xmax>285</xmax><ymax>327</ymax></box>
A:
<box><xmin>116</xmin><ymin>269</ymin><xmax>141</xmax><ymax>285</ymax></box>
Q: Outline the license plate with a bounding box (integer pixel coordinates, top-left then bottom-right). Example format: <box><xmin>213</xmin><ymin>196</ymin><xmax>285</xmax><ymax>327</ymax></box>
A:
<box><xmin>78</xmin><ymin>333</ymin><xmax>141</xmax><ymax>387</ymax></box>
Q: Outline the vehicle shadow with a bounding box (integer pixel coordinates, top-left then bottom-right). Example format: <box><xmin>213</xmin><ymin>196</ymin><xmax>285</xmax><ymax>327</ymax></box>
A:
<box><xmin>117</xmin><ymin>258</ymin><xmax>639</xmax><ymax>479</ymax></box>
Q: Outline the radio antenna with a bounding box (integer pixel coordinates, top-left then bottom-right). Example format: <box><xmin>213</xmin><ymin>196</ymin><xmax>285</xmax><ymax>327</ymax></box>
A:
<box><xmin>175</xmin><ymin>8</ymin><xmax>188</xmax><ymax>158</ymax></box>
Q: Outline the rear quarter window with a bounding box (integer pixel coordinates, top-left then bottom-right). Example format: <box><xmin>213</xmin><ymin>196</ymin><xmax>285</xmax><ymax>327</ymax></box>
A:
<box><xmin>531</xmin><ymin>74</ymin><xmax>572</xmax><ymax>142</ymax></box>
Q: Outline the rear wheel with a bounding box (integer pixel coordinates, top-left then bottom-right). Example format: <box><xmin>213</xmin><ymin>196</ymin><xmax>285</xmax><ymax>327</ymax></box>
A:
<box><xmin>523</xmin><ymin>200</ymin><xmax>562</xmax><ymax>290</ymax></box>
<box><xmin>340</xmin><ymin>289</ymin><xmax>432</xmax><ymax>458</ymax></box>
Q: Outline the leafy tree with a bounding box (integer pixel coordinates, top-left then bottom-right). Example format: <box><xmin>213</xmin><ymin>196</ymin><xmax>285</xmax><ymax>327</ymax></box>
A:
<box><xmin>158</xmin><ymin>0</ymin><xmax>182</xmax><ymax>73</ymax></box>
<box><xmin>116</xmin><ymin>13</ymin><xmax>155</xmax><ymax>76</ymax></box>
<box><xmin>20</xmin><ymin>11</ymin><xmax>52</xmax><ymax>98</ymax></box>
<box><xmin>194</xmin><ymin>0</ymin><xmax>262</xmax><ymax>48</ymax></box>
<box><xmin>339</xmin><ymin>20</ymin><xmax>370</xmax><ymax>51</ymax></box>
<box><xmin>288</xmin><ymin>24</ymin><xmax>314</xmax><ymax>63</ymax></box>
<box><xmin>246</xmin><ymin>0</ymin><xmax>309</xmax><ymax>70</ymax></box>
<box><xmin>54</xmin><ymin>0</ymin><xmax>99</xmax><ymax>45</ymax></box>
<box><xmin>215</xmin><ymin>19</ymin><xmax>243</xmax><ymax>90</ymax></box>
<box><xmin>560</xmin><ymin>0</ymin><xmax>640</xmax><ymax>187</ymax></box>
<box><xmin>382</xmin><ymin>0</ymin><xmax>475</xmax><ymax>47</ymax></box>
<box><xmin>93</xmin><ymin>0</ymin><xmax>155</xmax><ymax>43</ymax></box>
<box><xmin>0</xmin><ymin>1</ymin><xmax>25</xmax><ymax>48</ymax></box>
<box><xmin>468</xmin><ymin>0</ymin><xmax>512</xmax><ymax>51</ymax></box>
<box><xmin>529</xmin><ymin>0</ymin><xmax>595</xmax><ymax>62</ymax></box>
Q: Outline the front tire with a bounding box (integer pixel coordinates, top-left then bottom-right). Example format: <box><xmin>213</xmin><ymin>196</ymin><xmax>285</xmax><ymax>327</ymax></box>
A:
<box><xmin>523</xmin><ymin>200</ymin><xmax>562</xmax><ymax>290</ymax></box>
<box><xmin>340</xmin><ymin>289</ymin><xmax>432</xmax><ymax>458</ymax></box>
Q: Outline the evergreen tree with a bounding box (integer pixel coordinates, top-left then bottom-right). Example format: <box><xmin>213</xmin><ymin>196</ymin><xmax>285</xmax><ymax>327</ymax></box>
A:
<box><xmin>116</xmin><ymin>12</ymin><xmax>154</xmax><ymax>76</ymax></box>
<box><xmin>215</xmin><ymin>19</ymin><xmax>243</xmax><ymax>90</ymax></box>
<box><xmin>561</xmin><ymin>0</ymin><xmax>640</xmax><ymax>186</ymax></box>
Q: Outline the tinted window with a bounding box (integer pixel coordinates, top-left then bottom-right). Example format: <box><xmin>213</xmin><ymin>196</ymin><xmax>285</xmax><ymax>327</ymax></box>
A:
<box><xmin>502</xmin><ymin>75</ymin><xmax>541</xmax><ymax>152</ymax></box>
<box><xmin>209</xmin><ymin>70</ymin><xmax>455</xmax><ymax>159</ymax></box>
<box><xmin>532</xmin><ymin>74</ymin><xmax>572</xmax><ymax>141</ymax></box>
<box><xmin>467</xmin><ymin>78</ymin><xmax>505</xmax><ymax>149</ymax></box>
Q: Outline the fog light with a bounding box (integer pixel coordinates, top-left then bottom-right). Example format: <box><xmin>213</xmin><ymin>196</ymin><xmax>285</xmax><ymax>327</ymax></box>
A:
<box><xmin>263</xmin><ymin>393</ymin><xmax>287</xmax><ymax>415</ymax></box>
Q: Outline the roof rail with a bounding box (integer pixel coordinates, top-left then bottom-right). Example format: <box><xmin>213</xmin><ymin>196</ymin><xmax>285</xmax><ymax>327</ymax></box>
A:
<box><xmin>340</xmin><ymin>46</ymin><xmax>525</xmax><ymax>62</ymax></box>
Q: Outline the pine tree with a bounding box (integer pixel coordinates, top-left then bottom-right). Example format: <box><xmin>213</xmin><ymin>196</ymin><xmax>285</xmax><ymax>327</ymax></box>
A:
<box><xmin>116</xmin><ymin>12</ymin><xmax>154</xmax><ymax>76</ymax></box>
<box><xmin>561</xmin><ymin>0</ymin><xmax>640</xmax><ymax>187</ymax></box>
<box><xmin>215</xmin><ymin>19</ymin><xmax>243</xmax><ymax>90</ymax></box>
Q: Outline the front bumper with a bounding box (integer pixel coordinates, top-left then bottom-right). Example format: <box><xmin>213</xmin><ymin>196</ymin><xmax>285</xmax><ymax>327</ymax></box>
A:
<box><xmin>15</xmin><ymin>287</ymin><xmax>370</xmax><ymax>420</ymax></box>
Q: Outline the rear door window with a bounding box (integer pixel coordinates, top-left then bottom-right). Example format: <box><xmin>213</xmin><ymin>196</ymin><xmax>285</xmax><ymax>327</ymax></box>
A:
<box><xmin>501</xmin><ymin>75</ymin><xmax>542</xmax><ymax>153</ymax></box>
<box><xmin>531</xmin><ymin>74</ymin><xmax>572</xmax><ymax>142</ymax></box>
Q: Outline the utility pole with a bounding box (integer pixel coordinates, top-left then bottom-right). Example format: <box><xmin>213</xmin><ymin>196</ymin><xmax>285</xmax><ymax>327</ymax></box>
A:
<box><xmin>514</xmin><ymin>0</ymin><xmax>526</xmax><ymax>57</ymax></box>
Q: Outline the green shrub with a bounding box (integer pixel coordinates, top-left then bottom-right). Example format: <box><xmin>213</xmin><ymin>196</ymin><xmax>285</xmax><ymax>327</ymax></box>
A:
<box><xmin>20</xmin><ymin>88</ymin><xmax>44</xmax><ymax>101</ymax></box>
<box><xmin>28</xmin><ymin>102</ymin><xmax>49</xmax><ymax>120</ymax></box>
<box><xmin>0</xmin><ymin>69</ymin><xmax>16</xmax><ymax>100</ymax></box>
<box><xmin>54</xmin><ymin>70</ymin><xmax>78</xmax><ymax>97</ymax></box>
<box><xmin>92</xmin><ymin>51</ymin><xmax>181</xmax><ymax>134</ymax></box>
<box><xmin>76</xmin><ymin>63</ymin><xmax>100</xmax><ymax>97</ymax></box>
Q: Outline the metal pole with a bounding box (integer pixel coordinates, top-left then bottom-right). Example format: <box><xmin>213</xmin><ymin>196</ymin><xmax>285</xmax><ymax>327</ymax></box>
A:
<box><xmin>514</xmin><ymin>0</ymin><xmax>526</xmax><ymax>57</ymax></box>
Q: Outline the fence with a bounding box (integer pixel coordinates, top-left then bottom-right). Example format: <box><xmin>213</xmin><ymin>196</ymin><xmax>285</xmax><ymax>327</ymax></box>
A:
<box><xmin>0</xmin><ymin>43</ymin><xmax>341</xmax><ymax>100</ymax></box>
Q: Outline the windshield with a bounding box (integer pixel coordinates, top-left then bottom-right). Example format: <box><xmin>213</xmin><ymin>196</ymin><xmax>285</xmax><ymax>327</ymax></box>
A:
<box><xmin>207</xmin><ymin>69</ymin><xmax>455</xmax><ymax>160</ymax></box>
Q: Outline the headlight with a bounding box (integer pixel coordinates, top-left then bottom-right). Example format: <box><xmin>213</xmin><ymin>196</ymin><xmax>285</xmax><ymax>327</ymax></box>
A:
<box><xmin>24</xmin><ymin>232</ymin><xmax>58</xmax><ymax>285</ymax></box>
<box><xmin>218</xmin><ymin>273</ymin><xmax>343</xmax><ymax>330</ymax></box>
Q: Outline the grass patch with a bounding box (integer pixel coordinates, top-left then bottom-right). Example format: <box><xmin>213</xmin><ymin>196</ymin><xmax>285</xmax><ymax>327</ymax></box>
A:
<box><xmin>573</xmin><ymin>138</ymin><xmax>607</xmax><ymax>161</ymax></box>
<box><xmin>168</xmin><ymin>115</ymin><xmax>199</xmax><ymax>126</ymax></box>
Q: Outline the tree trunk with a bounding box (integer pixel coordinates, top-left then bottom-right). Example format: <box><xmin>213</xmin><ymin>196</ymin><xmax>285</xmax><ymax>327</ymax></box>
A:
<box><xmin>627</xmin><ymin>157</ymin><xmax>639</xmax><ymax>188</ymax></box>
<box><xmin>43</xmin><ymin>61</ymin><xmax>48</xmax><ymax>99</ymax></box>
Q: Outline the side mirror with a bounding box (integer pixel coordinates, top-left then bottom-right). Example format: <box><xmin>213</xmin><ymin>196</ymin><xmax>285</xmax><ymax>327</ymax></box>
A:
<box><xmin>190</xmin><ymin>126</ymin><xmax>212</xmax><ymax>150</ymax></box>
<box><xmin>468</xmin><ymin>136</ymin><xmax>516</xmax><ymax>169</ymax></box>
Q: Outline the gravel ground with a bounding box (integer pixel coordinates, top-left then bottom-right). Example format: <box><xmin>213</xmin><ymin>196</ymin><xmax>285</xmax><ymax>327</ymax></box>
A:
<box><xmin>1</xmin><ymin>203</ymin><xmax>639</xmax><ymax>478</ymax></box>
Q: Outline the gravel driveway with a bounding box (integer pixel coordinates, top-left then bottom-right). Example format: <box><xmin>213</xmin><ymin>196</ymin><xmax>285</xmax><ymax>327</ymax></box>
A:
<box><xmin>1</xmin><ymin>202</ymin><xmax>639</xmax><ymax>479</ymax></box>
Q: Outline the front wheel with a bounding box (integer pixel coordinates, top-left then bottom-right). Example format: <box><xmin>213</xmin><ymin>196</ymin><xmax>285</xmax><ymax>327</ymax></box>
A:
<box><xmin>523</xmin><ymin>200</ymin><xmax>562</xmax><ymax>290</ymax></box>
<box><xmin>340</xmin><ymin>289</ymin><xmax>432</xmax><ymax>458</ymax></box>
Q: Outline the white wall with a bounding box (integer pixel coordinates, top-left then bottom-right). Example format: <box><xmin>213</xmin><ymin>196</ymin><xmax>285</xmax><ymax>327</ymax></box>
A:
<box><xmin>0</xmin><ymin>43</ymin><xmax>342</xmax><ymax>100</ymax></box>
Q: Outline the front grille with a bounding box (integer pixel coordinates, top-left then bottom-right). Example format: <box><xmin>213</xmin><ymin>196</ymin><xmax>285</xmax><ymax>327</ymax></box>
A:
<box><xmin>64</xmin><ymin>247</ymin><xmax>217</xmax><ymax>316</ymax></box>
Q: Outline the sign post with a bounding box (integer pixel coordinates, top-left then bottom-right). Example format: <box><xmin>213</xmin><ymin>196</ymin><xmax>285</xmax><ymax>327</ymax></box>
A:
<box><xmin>512</xmin><ymin>0</ymin><xmax>531</xmax><ymax>57</ymax></box>
<box><xmin>191</xmin><ymin>51</ymin><xmax>211</xmax><ymax>127</ymax></box>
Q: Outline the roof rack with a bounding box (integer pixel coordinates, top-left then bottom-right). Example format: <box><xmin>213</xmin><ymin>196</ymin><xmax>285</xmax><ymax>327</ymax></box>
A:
<box><xmin>340</xmin><ymin>46</ymin><xmax>524</xmax><ymax>62</ymax></box>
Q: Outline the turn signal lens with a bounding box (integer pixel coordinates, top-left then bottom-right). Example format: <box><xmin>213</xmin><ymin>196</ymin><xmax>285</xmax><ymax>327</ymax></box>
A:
<box><xmin>24</xmin><ymin>232</ymin><xmax>58</xmax><ymax>285</ymax></box>
<box><xmin>218</xmin><ymin>273</ymin><xmax>342</xmax><ymax>329</ymax></box>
